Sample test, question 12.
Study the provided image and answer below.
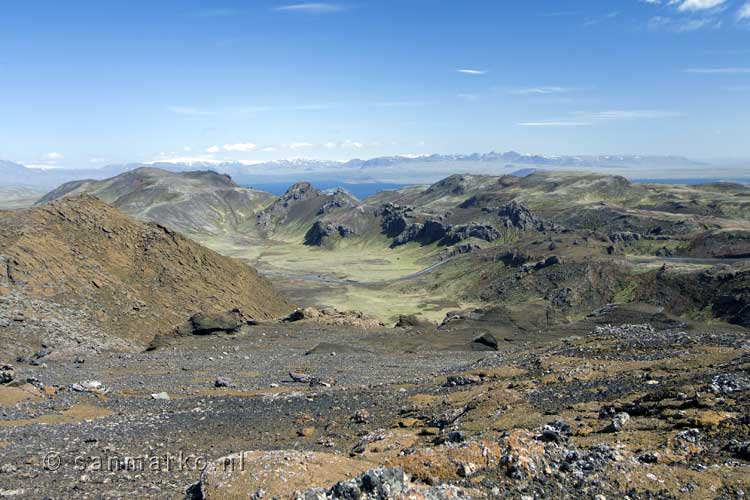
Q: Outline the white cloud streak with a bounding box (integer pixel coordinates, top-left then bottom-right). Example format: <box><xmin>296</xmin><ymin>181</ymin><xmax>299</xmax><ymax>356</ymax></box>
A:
<box><xmin>684</xmin><ymin>67</ymin><xmax>750</xmax><ymax>73</ymax></box>
<box><xmin>457</xmin><ymin>69</ymin><xmax>486</xmax><ymax>75</ymax></box>
<box><xmin>274</xmin><ymin>3</ymin><xmax>346</xmax><ymax>13</ymax></box>
<box><xmin>677</xmin><ymin>0</ymin><xmax>727</xmax><ymax>12</ymax></box>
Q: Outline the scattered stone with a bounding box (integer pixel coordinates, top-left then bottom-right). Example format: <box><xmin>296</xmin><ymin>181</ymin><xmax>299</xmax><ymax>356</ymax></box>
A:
<box><xmin>214</xmin><ymin>377</ymin><xmax>236</xmax><ymax>388</ymax></box>
<box><xmin>602</xmin><ymin>412</ymin><xmax>630</xmax><ymax>433</ymax></box>
<box><xmin>444</xmin><ymin>375</ymin><xmax>482</xmax><ymax>387</ymax></box>
<box><xmin>472</xmin><ymin>332</ymin><xmax>499</xmax><ymax>351</ymax></box>
<box><xmin>676</xmin><ymin>428</ymin><xmax>701</xmax><ymax>444</ymax></box>
<box><xmin>457</xmin><ymin>462</ymin><xmax>478</xmax><ymax>478</ymax></box>
<box><xmin>70</xmin><ymin>380</ymin><xmax>108</xmax><ymax>394</ymax></box>
<box><xmin>351</xmin><ymin>409</ymin><xmax>370</xmax><ymax>424</ymax></box>
<box><xmin>289</xmin><ymin>372</ymin><xmax>313</xmax><ymax>384</ymax></box>
<box><xmin>638</xmin><ymin>452</ymin><xmax>660</xmax><ymax>464</ymax></box>
<box><xmin>0</xmin><ymin>464</ymin><xmax>17</xmax><ymax>474</ymax></box>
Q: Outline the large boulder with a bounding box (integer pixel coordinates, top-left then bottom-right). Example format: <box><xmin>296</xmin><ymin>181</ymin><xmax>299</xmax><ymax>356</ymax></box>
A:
<box><xmin>189</xmin><ymin>309</ymin><xmax>246</xmax><ymax>335</ymax></box>
<box><xmin>0</xmin><ymin>364</ymin><xmax>14</xmax><ymax>384</ymax></box>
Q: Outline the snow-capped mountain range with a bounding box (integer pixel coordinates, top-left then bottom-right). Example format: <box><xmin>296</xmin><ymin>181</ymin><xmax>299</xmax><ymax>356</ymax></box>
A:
<box><xmin>0</xmin><ymin>152</ymin><xmax>738</xmax><ymax>191</ymax></box>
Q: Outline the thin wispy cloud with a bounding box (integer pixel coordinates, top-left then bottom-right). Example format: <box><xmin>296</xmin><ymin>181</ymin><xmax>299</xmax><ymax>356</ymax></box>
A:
<box><xmin>738</xmin><ymin>2</ymin><xmax>750</xmax><ymax>19</ymax></box>
<box><xmin>583</xmin><ymin>10</ymin><xmax>620</xmax><ymax>27</ymax></box>
<box><xmin>573</xmin><ymin>110</ymin><xmax>685</xmax><ymax>120</ymax></box>
<box><xmin>519</xmin><ymin>121</ymin><xmax>592</xmax><ymax>127</ymax></box>
<box><xmin>275</xmin><ymin>3</ymin><xmax>346</xmax><ymax>13</ymax></box>
<box><xmin>647</xmin><ymin>15</ymin><xmax>722</xmax><ymax>31</ymax></box>
<box><xmin>521</xmin><ymin>109</ymin><xmax>684</xmax><ymax>127</ymax></box>
<box><xmin>684</xmin><ymin>67</ymin><xmax>750</xmax><ymax>73</ymax></box>
<box><xmin>511</xmin><ymin>86</ymin><xmax>571</xmax><ymax>95</ymax></box>
<box><xmin>457</xmin><ymin>69</ymin><xmax>486</xmax><ymax>75</ymax></box>
<box><xmin>641</xmin><ymin>0</ymin><xmax>729</xmax><ymax>10</ymax></box>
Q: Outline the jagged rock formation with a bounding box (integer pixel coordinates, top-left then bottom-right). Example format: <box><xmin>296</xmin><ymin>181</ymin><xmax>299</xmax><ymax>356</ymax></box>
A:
<box><xmin>497</xmin><ymin>200</ymin><xmax>543</xmax><ymax>230</ymax></box>
<box><xmin>0</xmin><ymin>195</ymin><xmax>291</xmax><ymax>347</ymax></box>
<box><xmin>304</xmin><ymin>221</ymin><xmax>357</xmax><ymax>246</ymax></box>
<box><xmin>377</xmin><ymin>203</ymin><xmax>416</xmax><ymax>237</ymax></box>
<box><xmin>317</xmin><ymin>188</ymin><xmax>359</xmax><ymax>215</ymax></box>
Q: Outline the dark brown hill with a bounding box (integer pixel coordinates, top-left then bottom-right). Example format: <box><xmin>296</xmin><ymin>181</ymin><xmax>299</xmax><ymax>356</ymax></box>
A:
<box><xmin>0</xmin><ymin>195</ymin><xmax>291</xmax><ymax>348</ymax></box>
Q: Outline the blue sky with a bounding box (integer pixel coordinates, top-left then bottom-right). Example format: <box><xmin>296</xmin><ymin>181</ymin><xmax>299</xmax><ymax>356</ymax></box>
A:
<box><xmin>1</xmin><ymin>0</ymin><xmax>749</xmax><ymax>168</ymax></box>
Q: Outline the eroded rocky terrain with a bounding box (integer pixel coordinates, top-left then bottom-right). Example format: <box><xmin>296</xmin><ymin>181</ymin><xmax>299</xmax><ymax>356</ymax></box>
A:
<box><xmin>1</xmin><ymin>314</ymin><xmax>749</xmax><ymax>499</ymax></box>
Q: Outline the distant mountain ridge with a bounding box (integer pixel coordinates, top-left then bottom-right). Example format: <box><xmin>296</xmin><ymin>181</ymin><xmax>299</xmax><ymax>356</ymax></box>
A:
<box><xmin>0</xmin><ymin>152</ymin><xmax>728</xmax><ymax>190</ymax></box>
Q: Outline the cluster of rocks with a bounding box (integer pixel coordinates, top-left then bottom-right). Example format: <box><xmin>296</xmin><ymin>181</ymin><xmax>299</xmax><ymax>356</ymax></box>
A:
<box><xmin>296</xmin><ymin>467</ymin><xmax>466</xmax><ymax>500</ymax></box>
<box><xmin>497</xmin><ymin>200</ymin><xmax>546</xmax><ymax>230</ymax></box>
<box><xmin>304</xmin><ymin>221</ymin><xmax>357</xmax><ymax>246</ymax></box>
<box><xmin>608</xmin><ymin>231</ymin><xmax>670</xmax><ymax>243</ymax></box>
<box><xmin>283</xmin><ymin>307</ymin><xmax>384</xmax><ymax>329</ymax></box>
<box><xmin>377</xmin><ymin>203</ymin><xmax>416</xmax><ymax>237</ymax></box>
<box><xmin>384</xmin><ymin>200</ymin><xmax>550</xmax><ymax>248</ymax></box>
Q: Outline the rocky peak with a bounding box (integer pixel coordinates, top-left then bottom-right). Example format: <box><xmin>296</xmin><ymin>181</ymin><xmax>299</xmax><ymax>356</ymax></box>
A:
<box><xmin>281</xmin><ymin>182</ymin><xmax>321</xmax><ymax>205</ymax></box>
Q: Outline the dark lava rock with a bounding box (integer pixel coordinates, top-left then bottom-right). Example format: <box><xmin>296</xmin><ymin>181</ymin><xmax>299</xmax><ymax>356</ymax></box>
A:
<box><xmin>442</xmin><ymin>224</ymin><xmax>500</xmax><ymax>245</ymax></box>
<box><xmin>733</xmin><ymin>442</ymin><xmax>750</xmax><ymax>460</ymax></box>
<box><xmin>317</xmin><ymin>188</ymin><xmax>358</xmax><ymax>215</ymax></box>
<box><xmin>304</xmin><ymin>221</ymin><xmax>356</xmax><ymax>246</ymax></box>
<box><xmin>378</xmin><ymin>203</ymin><xmax>414</xmax><ymax>237</ymax></box>
<box><xmin>444</xmin><ymin>375</ymin><xmax>482</xmax><ymax>387</ymax></box>
<box><xmin>420</xmin><ymin>220</ymin><xmax>448</xmax><ymax>244</ymax></box>
<box><xmin>609</xmin><ymin>231</ymin><xmax>643</xmax><ymax>243</ymax></box>
<box><xmin>391</xmin><ymin>223</ymin><xmax>423</xmax><ymax>247</ymax></box>
<box><xmin>189</xmin><ymin>309</ymin><xmax>245</xmax><ymax>335</ymax></box>
<box><xmin>498</xmin><ymin>201</ymin><xmax>542</xmax><ymax>230</ymax></box>
<box><xmin>638</xmin><ymin>452</ymin><xmax>660</xmax><ymax>464</ymax></box>
<box><xmin>472</xmin><ymin>332</ymin><xmax>499</xmax><ymax>351</ymax></box>
<box><xmin>390</xmin><ymin>220</ymin><xmax>448</xmax><ymax>247</ymax></box>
